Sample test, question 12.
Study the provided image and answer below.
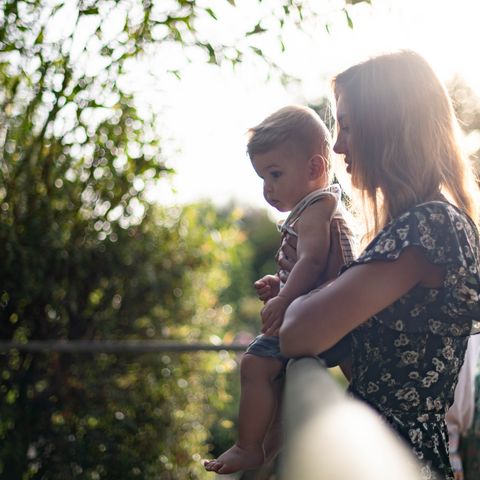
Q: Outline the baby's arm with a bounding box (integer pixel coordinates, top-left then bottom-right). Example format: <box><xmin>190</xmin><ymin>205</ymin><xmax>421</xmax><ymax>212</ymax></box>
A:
<box><xmin>261</xmin><ymin>196</ymin><xmax>336</xmax><ymax>335</ymax></box>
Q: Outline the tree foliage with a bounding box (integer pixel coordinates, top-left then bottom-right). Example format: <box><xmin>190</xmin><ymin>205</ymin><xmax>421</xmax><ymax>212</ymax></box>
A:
<box><xmin>0</xmin><ymin>0</ymin><xmax>371</xmax><ymax>477</ymax></box>
<box><xmin>0</xmin><ymin>1</ymin><xmax>252</xmax><ymax>477</ymax></box>
<box><xmin>1</xmin><ymin>198</ymin><xmax>249</xmax><ymax>478</ymax></box>
<box><xmin>448</xmin><ymin>76</ymin><xmax>480</xmax><ymax>167</ymax></box>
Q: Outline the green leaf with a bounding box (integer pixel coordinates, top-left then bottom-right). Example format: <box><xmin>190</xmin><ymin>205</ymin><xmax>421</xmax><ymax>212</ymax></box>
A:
<box><xmin>203</xmin><ymin>43</ymin><xmax>217</xmax><ymax>64</ymax></box>
<box><xmin>297</xmin><ymin>5</ymin><xmax>304</xmax><ymax>21</ymax></box>
<box><xmin>343</xmin><ymin>8</ymin><xmax>354</xmax><ymax>29</ymax></box>
<box><xmin>205</xmin><ymin>8</ymin><xmax>217</xmax><ymax>20</ymax></box>
<box><xmin>169</xmin><ymin>70</ymin><xmax>181</xmax><ymax>80</ymax></box>
<box><xmin>81</xmin><ymin>7</ymin><xmax>99</xmax><ymax>15</ymax></box>
<box><xmin>34</xmin><ymin>30</ymin><xmax>44</xmax><ymax>45</ymax></box>
<box><xmin>246</xmin><ymin>22</ymin><xmax>267</xmax><ymax>36</ymax></box>
<box><xmin>250</xmin><ymin>46</ymin><xmax>264</xmax><ymax>57</ymax></box>
<box><xmin>51</xmin><ymin>2</ymin><xmax>65</xmax><ymax>16</ymax></box>
<box><xmin>1</xmin><ymin>43</ymin><xmax>16</xmax><ymax>52</ymax></box>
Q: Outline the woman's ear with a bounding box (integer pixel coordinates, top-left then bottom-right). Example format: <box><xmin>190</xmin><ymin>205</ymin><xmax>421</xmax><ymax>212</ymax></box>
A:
<box><xmin>309</xmin><ymin>154</ymin><xmax>328</xmax><ymax>180</ymax></box>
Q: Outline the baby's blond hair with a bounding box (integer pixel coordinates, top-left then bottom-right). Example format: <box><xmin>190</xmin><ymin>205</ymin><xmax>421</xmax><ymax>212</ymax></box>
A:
<box><xmin>247</xmin><ymin>105</ymin><xmax>332</xmax><ymax>169</ymax></box>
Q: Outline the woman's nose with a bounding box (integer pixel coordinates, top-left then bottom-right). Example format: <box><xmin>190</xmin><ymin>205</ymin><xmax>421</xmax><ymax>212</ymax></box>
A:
<box><xmin>333</xmin><ymin>136</ymin><xmax>343</xmax><ymax>154</ymax></box>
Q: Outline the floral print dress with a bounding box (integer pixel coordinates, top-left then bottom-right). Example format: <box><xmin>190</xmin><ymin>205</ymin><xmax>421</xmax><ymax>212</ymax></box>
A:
<box><xmin>342</xmin><ymin>201</ymin><xmax>480</xmax><ymax>480</ymax></box>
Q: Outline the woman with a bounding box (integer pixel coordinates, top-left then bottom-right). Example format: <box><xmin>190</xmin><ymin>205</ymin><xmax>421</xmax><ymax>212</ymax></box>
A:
<box><xmin>276</xmin><ymin>51</ymin><xmax>480</xmax><ymax>480</ymax></box>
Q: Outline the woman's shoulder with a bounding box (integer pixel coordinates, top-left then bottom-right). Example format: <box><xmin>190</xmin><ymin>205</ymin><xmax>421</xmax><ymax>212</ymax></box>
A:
<box><xmin>398</xmin><ymin>200</ymin><xmax>474</xmax><ymax>224</ymax></box>
<box><xmin>346</xmin><ymin>200</ymin><xmax>480</xmax><ymax>335</ymax></box>
<box><xmin>383</xmin><ymin>200</ymin><xmax>477</xmax><ymax>242</ymax></box>
<box><xmin>356</xmin><ymin>200</ymin><xmax>480</xmax><ymax>265</ymax></box>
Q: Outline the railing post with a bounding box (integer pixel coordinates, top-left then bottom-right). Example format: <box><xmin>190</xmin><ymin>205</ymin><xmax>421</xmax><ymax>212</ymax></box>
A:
<box><xmin>281</xmin><ymin>357</ymin><xmax>423</xmax><ymax>480</ymax></box>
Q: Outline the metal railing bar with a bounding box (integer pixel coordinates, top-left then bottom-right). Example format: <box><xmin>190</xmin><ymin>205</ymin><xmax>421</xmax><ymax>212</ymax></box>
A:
<box><xmin>0</xmin><ymin>340</ymin><xmax>247</xmax><ymax>353</ymax></box>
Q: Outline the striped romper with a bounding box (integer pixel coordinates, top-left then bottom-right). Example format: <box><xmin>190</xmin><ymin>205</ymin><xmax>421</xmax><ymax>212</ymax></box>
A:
<box><xmin>246</xmin><ymin>184</ymin><xmax>356</xmax><ymax>367</ymax></box>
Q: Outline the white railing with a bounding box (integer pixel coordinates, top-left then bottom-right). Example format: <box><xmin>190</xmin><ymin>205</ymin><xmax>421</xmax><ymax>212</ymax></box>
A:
<box><xmin>281</xmin><ymin>357</ymin><xmax>424</xmax><ymax>480</ymax></box>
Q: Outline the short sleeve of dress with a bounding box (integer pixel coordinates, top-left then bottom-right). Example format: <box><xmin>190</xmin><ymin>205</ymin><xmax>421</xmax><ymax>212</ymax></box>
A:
<box><xmin>343</xmin><ymin>202</ymin><xmax>480</xmax><ymax>336</ymax></box>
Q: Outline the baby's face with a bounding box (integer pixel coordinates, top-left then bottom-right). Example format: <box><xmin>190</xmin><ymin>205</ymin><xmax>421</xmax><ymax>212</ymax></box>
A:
<box><xmin>251</xmin><ymin>146</ymin><xmax>313</xmax><ymax>212</ymax></box>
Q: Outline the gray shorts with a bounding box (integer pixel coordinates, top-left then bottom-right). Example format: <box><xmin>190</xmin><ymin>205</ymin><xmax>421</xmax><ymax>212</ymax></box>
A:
<box><xmin>245</xmin><ymin>332</ymin><xmax>352</xmax><ymax>368</ymax></box>
<box><xmin>245</xmin><ymin>334</ymin><xmax>288</xmax><ymax>365</ymax></box>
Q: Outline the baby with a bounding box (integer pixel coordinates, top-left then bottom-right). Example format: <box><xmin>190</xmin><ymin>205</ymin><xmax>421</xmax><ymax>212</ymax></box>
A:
<box><xmin>204</xmin><ymin>105</ymin><xmax>355</xmax><ymax>474</ymax></box>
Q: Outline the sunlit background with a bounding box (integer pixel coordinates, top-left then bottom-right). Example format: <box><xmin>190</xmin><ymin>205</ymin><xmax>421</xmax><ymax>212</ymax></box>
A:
<box><xmin>150</xmin><ymin>0</ymin><xmax>480</xmax><ymax>217</ymax></box>
<box><xmin>48</xmin><ymin>0</ymin><xmax>480</xmax><ymax>217</ymax></box>
<box><xmin>3</xmin><ymin>1</ymin><xmax>480</xmax><ymax>478</ymax></box>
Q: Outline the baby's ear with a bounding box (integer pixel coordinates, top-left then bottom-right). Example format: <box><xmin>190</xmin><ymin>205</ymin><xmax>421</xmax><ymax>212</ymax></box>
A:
<box><xmin>309</xmin><ymin>154</ymin><xmax>327</xmax><ymax>180</ymax></box>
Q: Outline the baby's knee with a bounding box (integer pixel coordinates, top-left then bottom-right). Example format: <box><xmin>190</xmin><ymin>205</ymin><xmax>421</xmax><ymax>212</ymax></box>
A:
<box><xmin>240</xmin><ymin>353</ymin><xmax>282</xmax><ymax>383</ymax></box>
<box><xmin>240</xmin><ymin>353</ymin><xmax>259</xmax><ymax>379</ymax></box>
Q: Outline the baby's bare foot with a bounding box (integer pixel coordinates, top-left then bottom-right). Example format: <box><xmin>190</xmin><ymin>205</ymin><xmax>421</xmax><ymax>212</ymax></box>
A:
<box><xmin>203</xmin><ymin>444</ymin><xmax>264</xmax><ymax>474</ymax></box>
<box><xmin>203</xmin><ymin>459</ymin><xmax>221</xmax><ymax>472</ymax></box>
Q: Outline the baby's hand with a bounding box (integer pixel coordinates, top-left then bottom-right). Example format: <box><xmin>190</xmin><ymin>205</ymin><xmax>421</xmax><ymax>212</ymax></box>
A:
<box><xmin>254</xmin><ymin>275</ymin><xmax>280</xmax><ymax>303</ymax></box>
<box><xmin>261</xmin><ymin>295</ymin><xmax>290</xmax><ymax>336</ymax></box>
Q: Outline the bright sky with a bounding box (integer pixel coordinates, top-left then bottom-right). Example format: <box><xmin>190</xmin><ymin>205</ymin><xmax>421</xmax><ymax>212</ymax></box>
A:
<box><xmin>142</xmin><ymin>0</ymin><xmax>480</xmax><ymax>219</ymax></box>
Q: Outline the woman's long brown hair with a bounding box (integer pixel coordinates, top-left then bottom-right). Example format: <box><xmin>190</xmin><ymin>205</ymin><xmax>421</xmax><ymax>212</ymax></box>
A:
<box><xmin>332</xmin><ymin>50</ymin><xmax>479</xmax><ymax>240</ymax></box>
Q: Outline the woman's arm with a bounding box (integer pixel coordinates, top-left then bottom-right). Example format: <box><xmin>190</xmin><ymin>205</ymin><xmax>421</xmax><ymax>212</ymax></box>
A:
<box><xmin>276</xmin><ymin>234</ymin><xmax>297</xmax><ymax>284</ymax></box>
<box><xmin>279</xmin><ymin>246</ymin><xmax>442</xmax><ymax>357</ymax></box>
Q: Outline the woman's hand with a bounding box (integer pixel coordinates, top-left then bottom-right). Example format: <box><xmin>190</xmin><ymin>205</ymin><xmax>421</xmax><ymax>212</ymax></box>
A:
<box><xmin>261</xmin><ymin>295</ymin><xmax>290</xmax><ymax>336</ymax></box>
<box><xmin>276</xmin><ymin>233</ymin><xmax>297</xmax><ymax>283</ymax></box>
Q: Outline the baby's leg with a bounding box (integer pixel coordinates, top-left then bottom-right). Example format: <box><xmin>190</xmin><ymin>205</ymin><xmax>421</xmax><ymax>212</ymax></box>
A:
<box><xmin>204</xmin><ymin>353</ymin><xmax>284</xmax><ymax>474</ymax></box>
<box><xmin>263</xmin><ymin>376</ymin><xmax>285</xmax><ymax>464</ymax></box>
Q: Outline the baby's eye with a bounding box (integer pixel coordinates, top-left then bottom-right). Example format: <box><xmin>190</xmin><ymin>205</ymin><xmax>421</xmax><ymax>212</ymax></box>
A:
<box><xmin>270</xmin><ymin>171</ymin><xmax>282</xmax><ymax>179</ymax></box>
<box><xmin>340</xmin><ymin>124</ymin><xmax>350</xmax><ymax>133</ymax></box>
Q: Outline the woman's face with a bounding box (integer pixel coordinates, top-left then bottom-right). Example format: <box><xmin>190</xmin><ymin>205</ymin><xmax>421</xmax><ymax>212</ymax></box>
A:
<box><xmin>333</xmin><ymin>94</ymin><xmax>353</xmax><ymax>175</ymax></box>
